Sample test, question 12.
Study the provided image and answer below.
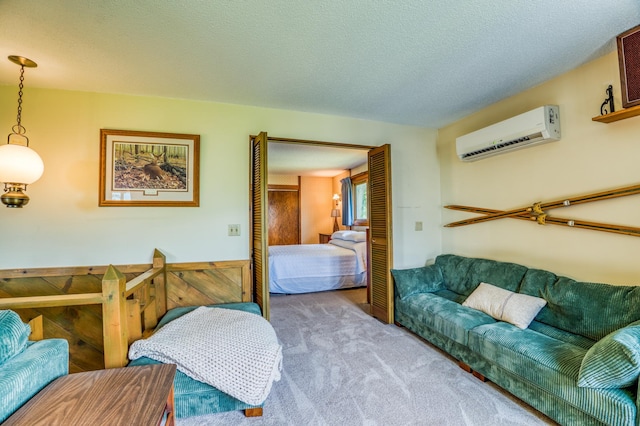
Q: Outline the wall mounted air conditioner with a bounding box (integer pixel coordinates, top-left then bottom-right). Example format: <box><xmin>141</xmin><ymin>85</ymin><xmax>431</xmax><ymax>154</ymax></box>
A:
<box><xmin>456</xmin><ymin>105</ymin><xmax>560</xmax><ymax>162</ymax></box>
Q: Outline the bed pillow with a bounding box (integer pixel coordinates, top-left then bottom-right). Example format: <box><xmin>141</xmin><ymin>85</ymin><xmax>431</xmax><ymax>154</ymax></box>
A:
<box><xmin>0</xmin><ymin>310</ymin><xmax>30</xmax><ymax>364</ymax></box>
<box><xmin>577</xmin><ymin>320</ymin><xmax>640</xmax><ymax>389</ymax></box>
<box><xmin>345</xmin><ymin>232</ymin><xmax>366</xmax><ymax>242</ymax></box>
<box><xmin>462</xmin><ymin>282</ymin><xmax>547</xmax><ymax>329</ymax></box>
<box><xmin>331</xmin><ymin>231</ymin><xmax>366</xmax><ymax>242</ymax></box>
<box><xmin>391</xmin><ymin>266</ymin><xmax>444</xmax><ymax>300</ymax></box>
<box><xmin>331</xmin><ymin>231</ymin><xmax>354</xmax><ymax>241</ymax></box>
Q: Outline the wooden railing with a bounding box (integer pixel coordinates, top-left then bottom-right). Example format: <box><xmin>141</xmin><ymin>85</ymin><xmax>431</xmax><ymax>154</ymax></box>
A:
<box><xmin>0</xmin><ymin>249</ymin><xmax>167</xmax><ymax>369</ymax></box>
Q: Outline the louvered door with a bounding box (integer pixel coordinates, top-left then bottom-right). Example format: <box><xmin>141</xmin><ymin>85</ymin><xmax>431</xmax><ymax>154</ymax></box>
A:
<box><xmin>368</xmin><ymin>144</ymin><xmax>394</xmax><ymax>323</ymax></box>
<box><xmin>250</xmin><ymin>132</ymin><xmax>270</xmax><ymax>320</ymax></box>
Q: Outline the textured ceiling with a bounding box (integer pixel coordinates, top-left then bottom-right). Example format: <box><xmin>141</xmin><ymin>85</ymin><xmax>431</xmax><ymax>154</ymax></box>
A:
<box><xmin>0</xmin><ymin>1</ymin><xmax>638</xmax><ymax>130</ymax></box>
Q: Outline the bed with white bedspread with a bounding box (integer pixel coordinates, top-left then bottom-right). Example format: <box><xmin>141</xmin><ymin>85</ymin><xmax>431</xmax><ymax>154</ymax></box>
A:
<box><xmin>268</xmin><ymin>230</ymin><xmax>367</xmax><ymax>294</ymax></box>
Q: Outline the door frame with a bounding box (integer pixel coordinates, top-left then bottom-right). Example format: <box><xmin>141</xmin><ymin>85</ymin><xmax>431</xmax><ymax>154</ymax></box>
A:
<box><xmin>249</xmin><ymin>134</ymin><xmax>393</xmax><ymax>320</ymax></box>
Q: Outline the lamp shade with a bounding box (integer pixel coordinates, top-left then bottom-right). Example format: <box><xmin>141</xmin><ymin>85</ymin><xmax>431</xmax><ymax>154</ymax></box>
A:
<box><xmin>0</xmin><ymin>144</ymin><xmax>44</xmax><ymax>184</ymax></box>
<box><xmin>331</xmin><ymin>208</ymin><xmax>341</xmax><ymax>218</ymax></box>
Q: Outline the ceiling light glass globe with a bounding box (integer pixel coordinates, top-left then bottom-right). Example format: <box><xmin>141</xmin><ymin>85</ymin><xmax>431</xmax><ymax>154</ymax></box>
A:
<box><xmin>0</xmin><ymin>143</ymin><xmax>44</xmax><ymax>184</ymax></box>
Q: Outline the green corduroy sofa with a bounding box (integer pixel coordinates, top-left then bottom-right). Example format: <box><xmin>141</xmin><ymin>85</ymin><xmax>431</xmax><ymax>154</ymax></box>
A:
<box><xmin>0</xmin><ymin>310</ymin><xmax>69</xmax><ymax>423</ymax></box>
<box><xmin>392</xmin><ymin>254</ymin><xmax>640</xmax><ymax>426</ymax></box>
<box><xmin>128</xmin><ymin>302</ymin><xmax>264</xmax><ymax>418</ymax></box>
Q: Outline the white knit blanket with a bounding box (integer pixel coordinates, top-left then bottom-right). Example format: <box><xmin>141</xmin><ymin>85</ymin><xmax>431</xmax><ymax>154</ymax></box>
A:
<box><xmin>128</xmin><ymin>306</ymin><xmax>282</xmax><ymax>406</ymax></box>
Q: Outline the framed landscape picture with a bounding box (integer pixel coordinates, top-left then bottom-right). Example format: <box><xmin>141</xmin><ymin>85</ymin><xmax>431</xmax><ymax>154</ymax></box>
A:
<box><xmin>99</xmin><ymin>129</ymin><xmax>200</xmax><ymax>207</ymax></box>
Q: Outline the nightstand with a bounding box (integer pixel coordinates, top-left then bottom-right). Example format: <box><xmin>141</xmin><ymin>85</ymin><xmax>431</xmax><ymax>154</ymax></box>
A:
<box><xmin>319</xmin><ymin>233</ymin><xmax>332</xmax><ymax>244</ymax></box>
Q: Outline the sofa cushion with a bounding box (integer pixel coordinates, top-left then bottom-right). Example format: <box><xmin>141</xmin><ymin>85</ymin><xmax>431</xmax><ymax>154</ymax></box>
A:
<box><xmin>528</xmin><ymin>321</ymin><xmax>595</xmax><ymax>350</ymax></box>
<box><xmin>578</xmin><ymin>320</ymin><xmax>640</xmax><ymax>389</ymax></box>
<box><xmin>399</xmin><ymin>293</ymin><xmax>496</xmax><ymax>345</ymax></box>
<box><xmin>391</xmin><ymin>265</ymin><xmax>444</xmax><ymax>300</ymax></box>
<box><xmin>519</xmin><ymin>270</ymin><xmax>640</xmax><ymax>341</ymax></box>
<box><xmin>435</xmin><ymin>255</ymin><xmax>527</xmax><ymax>296</ymax></box>
<box><xmin>0</xmin><ymin>310</ymin><xmax>30</xmax><ymax>365</ymax></box>
<box><xmin>468</xmin><ymin>322</ymin><xmax>636</xmax><ymax>425</ymax></box>
<box><xmin>469</xmin><ymin>322</ymin><xmax>586</xmax><ymax>379</ymax></box>
<box><xmin>462</xmin><ymin>282</ymin><xmax>547</xmax><ymax>329</ymax></box>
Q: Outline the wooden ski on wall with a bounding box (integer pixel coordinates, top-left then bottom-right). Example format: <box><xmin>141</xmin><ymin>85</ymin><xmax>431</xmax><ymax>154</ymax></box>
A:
<box><xmin>444</xmin><ymin>183</ymin><xmax>640</xmax><ymax>237</ymax></box>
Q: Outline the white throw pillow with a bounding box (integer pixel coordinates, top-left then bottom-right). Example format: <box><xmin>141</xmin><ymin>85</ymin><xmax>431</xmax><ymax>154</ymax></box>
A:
<box><xmin>462</xmin><ymin>282</ymin><xmax>547</xmax><ymax>329</ymax></box>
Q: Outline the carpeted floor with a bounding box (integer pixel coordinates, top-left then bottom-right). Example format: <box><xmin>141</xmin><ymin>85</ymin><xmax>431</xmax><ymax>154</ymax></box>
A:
<box><xmin>178</xmin><ymin>288</ymin><xmax>555</xmax><ymax>425</ymax></box>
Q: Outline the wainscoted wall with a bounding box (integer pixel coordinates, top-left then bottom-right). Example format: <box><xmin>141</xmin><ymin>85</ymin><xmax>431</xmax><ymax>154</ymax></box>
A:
<box><xmin>0</xmin><ymin>259</ymin><xmax>250</xmax><ymax>373</ymax></box>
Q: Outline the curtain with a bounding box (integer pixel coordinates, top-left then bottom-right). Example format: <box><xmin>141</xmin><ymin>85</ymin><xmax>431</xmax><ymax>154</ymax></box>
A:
<box><xmin>340</xmin><ymin>177</ymin><xmax>354</xmax><ymax>227</ymax></box>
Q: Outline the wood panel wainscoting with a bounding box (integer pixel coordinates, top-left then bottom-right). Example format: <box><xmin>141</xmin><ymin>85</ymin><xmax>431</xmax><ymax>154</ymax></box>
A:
<box><xmin>0</xmin><ymin>250</ymin><xmax>251</xmax><ymax>373</ymax></box>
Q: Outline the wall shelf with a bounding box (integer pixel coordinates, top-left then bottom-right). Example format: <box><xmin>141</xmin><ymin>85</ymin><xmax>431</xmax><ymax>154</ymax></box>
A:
<box><xmin>592</xmin><ymin>104</ymin><xmax>640</xmax><ymax>123</ymax></box>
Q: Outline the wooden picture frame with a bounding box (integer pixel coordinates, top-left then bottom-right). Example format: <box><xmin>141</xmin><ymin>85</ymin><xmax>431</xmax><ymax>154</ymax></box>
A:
<box><xmin>617</xmin><ymin>25</ymin><xmax>640</xmax><ymax>108</ymax></box>
<box><xmin>99</xmin><ymin>129</ymin><xmax>200</xmax><ymax>207</ymax></box>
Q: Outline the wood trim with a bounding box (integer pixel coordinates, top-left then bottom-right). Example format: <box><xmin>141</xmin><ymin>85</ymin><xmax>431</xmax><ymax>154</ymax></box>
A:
<box><xmin>0</xmin><ymin>260</ymin><xmax>250</xmax><ymax>279</ymax></box>
<box><xmin>268</xmin><ymin>184</ymin><xmax>299</xmax><ymax>191</ymax></box>
<box><xmin>0</xmin><ymin>293</ymin><xmax>104</xmax><ymax>309</ymax></box>
<box><xmin>351</xmin><ymin>171</ymin><xmax>368</xmax><ymax>183</ymax></box>
<box><xmin>352</xmin><ymin>171</ymin><xmax>369</xmax><ymax>227</ymax></box>
<box><xmin>253</xmin><ymin>135</ymin><xmax>376</xmax><ymax>151</ymax></box>
<box><xmin>0</xmin><ymin>264</ymin><xmax>151</xmax><ymax>280</ymax></box>
<box><xmin>28</xmin><ymin>316</ymin><xmax>44</xmax><ymax>341</ymax></box>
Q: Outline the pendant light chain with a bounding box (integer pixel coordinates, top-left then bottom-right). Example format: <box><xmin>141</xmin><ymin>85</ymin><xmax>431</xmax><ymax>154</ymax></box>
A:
<box><xmin>14</xmin><ymin>65</ymin><xmax>26</xmax><ymax>135</ymax></box>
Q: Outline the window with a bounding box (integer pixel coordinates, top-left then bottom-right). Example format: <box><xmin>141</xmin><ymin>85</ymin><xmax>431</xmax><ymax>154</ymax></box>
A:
<box><xmin>351</xmin><ymin>172</ymin><xmax>368</xmax><ymax>226</ymax></box>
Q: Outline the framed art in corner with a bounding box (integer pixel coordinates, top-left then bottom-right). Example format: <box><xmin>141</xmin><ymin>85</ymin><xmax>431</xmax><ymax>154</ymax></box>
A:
<box><xmin>99</xmin><ymin>129</ymin><xmax>200</xmax><ymax>207</ymax></box>
<box><xmin>617</xmin><ymin>24</ymin><xmax>640</xmax><ymax>108</ymax></box>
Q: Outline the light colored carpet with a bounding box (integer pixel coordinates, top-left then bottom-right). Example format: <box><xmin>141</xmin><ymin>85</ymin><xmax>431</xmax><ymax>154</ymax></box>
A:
<box><xmin>178</xmin><ymin>288</ymin><xmax>555</xmax><ymax>425</ymax></box>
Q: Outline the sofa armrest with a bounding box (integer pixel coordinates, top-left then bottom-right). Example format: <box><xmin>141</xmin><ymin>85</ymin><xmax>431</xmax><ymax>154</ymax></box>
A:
<box><xmin>391</xmin><ymin>264</ymin><xmax>444</xmax><ymax>300</ymax></box>
<box><xmin>0</xmin><ymin>338</ymin><xmax>69</xmax><ymax>423</ymax></box>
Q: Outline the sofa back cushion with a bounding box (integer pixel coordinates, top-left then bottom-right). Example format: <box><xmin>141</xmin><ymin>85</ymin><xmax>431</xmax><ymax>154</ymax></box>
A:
<box><xmin>0</xmin><ymin>310</ymin><xmax>30</xmax><ymax>364</ymax></box>
<box><xmin>519</xmin><ymin>269</ymin><xmax>640</xmax><ymax>341</ymax></box>
<box><xmin>435</xmin><ymin>254</ymin><xmax>528</xmax><ymax>297</ymax></box>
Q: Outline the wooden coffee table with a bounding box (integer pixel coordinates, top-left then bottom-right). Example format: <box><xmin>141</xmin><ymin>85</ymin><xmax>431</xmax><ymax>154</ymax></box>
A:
<box><xmin>4</xmin><ymin>364</ymin><xmax>177</xmax><ymax>426</ymax></box>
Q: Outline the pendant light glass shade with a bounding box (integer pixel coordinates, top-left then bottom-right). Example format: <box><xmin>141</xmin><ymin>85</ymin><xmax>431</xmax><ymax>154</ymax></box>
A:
<box><xmin>1</xmin><ymin>55</ymin><xmax>42</xmax><ymax>208</ymax></box>
<box><xmin>0</xmin><ymin>144</ymin><xmax>44</xmax><ymax>185</ymax></box>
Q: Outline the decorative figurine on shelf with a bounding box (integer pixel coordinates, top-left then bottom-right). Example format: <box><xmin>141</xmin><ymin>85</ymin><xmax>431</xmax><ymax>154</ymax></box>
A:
<box><xmin>600</xmin><ymin>85</ymin><xmax>615</xmax><ymax>115</ymax></box>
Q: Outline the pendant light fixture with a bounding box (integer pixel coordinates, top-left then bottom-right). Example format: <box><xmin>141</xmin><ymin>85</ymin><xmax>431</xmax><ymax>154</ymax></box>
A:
<box><xmin>0</xmin><ymin>56</ymin><xmax>44</xmax><ymax>208</ymax></box>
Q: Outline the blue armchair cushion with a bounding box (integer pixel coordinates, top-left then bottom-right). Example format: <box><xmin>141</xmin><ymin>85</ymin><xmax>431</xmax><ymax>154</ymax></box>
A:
<box><xmin>391</xmin><ymin>265</ymin><xmax>444</xmax><ymax>300</ymax></box>
<box><xmin>577</xmin><ymin>320</ymin><xmax>640</xmax><ymax>389</ymax></box>
<box><xmin>0</xmin><ymin>310</ymin><xmax>30</xmax><ymax>364</ymax></box>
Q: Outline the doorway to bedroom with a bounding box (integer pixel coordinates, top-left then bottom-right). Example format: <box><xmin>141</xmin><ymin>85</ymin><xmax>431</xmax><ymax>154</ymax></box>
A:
<box><xmin>249</xmin><ymin>133</ymin><xmax>394</xmax><ymax>325</ymax></box>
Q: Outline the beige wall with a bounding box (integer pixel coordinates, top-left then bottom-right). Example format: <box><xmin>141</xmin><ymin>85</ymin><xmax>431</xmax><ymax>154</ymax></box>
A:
<box><xmin>300</xmin><ymin>176</ymin><xmax>334</xmax><ymax>243</ymax></box>
<box><xmin>0</xmin><ymin>86</ymin><xmax>440</xmax><ymax>269</ymax></box>
<box><xmin>438</xmin><ymin>51</ymin><xmax>640</xmax><ymax>285</ymax></box>
<box><xmin>268</xmin><ymin>174</ymin><xmax>299</xmax><ymax>185</ymax></box>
